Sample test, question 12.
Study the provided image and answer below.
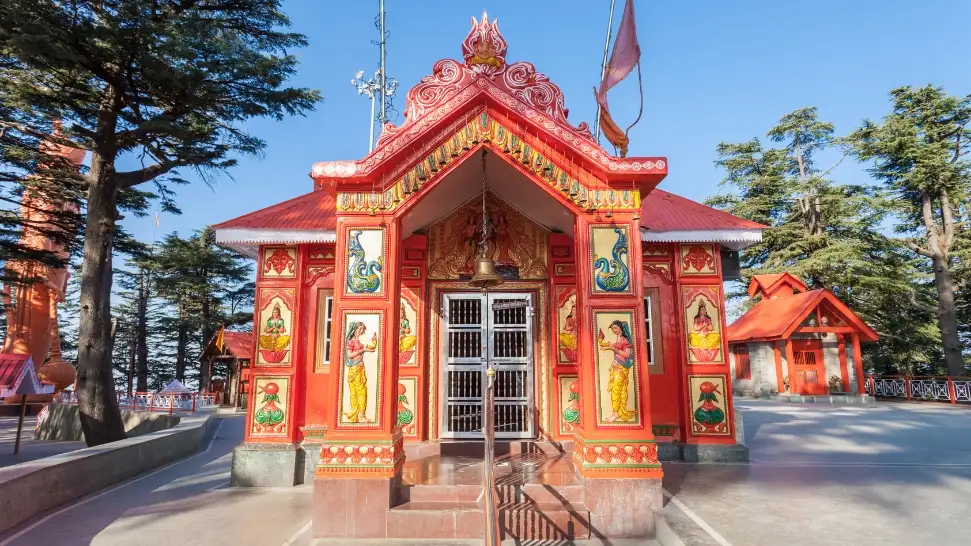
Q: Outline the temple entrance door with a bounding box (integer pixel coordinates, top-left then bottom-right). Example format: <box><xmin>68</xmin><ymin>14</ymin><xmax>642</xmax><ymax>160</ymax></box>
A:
<box><xmin>441</xmin><ymin>292</ymin><xmax>534</xmax><ymax>440</ymax></box>
<box><xmin>792</xmin><ymin>339</ymin><xmax>826</xmax><ymax>395</ymax></box>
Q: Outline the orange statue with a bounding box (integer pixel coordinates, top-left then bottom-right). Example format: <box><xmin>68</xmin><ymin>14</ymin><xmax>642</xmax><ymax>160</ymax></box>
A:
<box><xmin>1</xmin><ymin>121</ymin><xmax>85</xmax><ymax>392</ymax></box>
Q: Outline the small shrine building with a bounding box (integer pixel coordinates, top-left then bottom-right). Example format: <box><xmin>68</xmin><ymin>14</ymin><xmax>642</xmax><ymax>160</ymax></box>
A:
<box><xmin>199</xmin><ymin>331</ymin><xmax>253</xmax><ymax>409</ymax></box>
<box><xmin>215</xmin><ymin>13</ymin><xmax>765</xmax><ymax>539</ymax></box>
<box><xmin>727</xmin><ymin>273</ymin><xmax>878</xmax><ymax>398</ymax></box>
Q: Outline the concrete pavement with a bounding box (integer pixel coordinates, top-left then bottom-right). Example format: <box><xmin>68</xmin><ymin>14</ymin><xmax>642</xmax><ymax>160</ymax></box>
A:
<box><xmin>664</xmin><ymin>400</ymin><xmax>971</xmax><ymax>546</ymax></box>
<box><xmin>0</xmin><ymin>415</ymin><xmax>84</xmax><ymax>468</ymax></box>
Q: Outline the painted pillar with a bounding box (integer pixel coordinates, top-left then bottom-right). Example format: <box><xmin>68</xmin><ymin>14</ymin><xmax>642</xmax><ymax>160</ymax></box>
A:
<box><xmin>837</xmin><ymin>335</ymin><xmax>850</xmax><ymax>392</ymax></box>
<box><xmin>314</xmin><ymin>216</ymin><xmax>403</xmax><ymax>539</ymax></box>
<box><xmin>573</xmin><ymin>212</ymin><xmax>662</xmax><ymax>538</ymax></box>
<box><xmin>549</xmin><ymin>233</ymin><xmax>580</xmax><ymax>442</ymax></box>
<box><xmin>851</xmin><ymin>333</ymin><xmax>865</xmax><ymax>395</ymax></box>
<box><xmin>397</xmin><ymin>234</ymin><xmax>427</xmax><ymax>442</ymax></box>
<box><xmin>675</xmin><ymin>243</ymin><xmax>747</xmax><ymax>460</ymax></box>
<box><xmin>235</xmin><ymin>245</ymin><xmax>302</xmax><ymax>486</ymax></box>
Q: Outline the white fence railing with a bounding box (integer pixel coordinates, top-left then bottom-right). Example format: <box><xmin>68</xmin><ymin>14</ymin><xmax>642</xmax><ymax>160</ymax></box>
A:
<box><xmin>54</xmin><ymin>391</ymin><xmax>218</xmax><ymax>414</ymax></box>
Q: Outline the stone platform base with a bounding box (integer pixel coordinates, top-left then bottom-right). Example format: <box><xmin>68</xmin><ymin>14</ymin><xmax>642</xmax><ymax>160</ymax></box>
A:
<box><xmin>230</xmin><ymin>442</ymin><xmax>299</xmax><ymax>487</ymax></box>
<box><xmin>682</xmin><ymin>443</ymin><xmax>750</xmax><ymax>463</ymax></box>
<box><xmin>778</xmin><ymin>393</ymin><xmax>873</xmax><ymax>405</ymax></box>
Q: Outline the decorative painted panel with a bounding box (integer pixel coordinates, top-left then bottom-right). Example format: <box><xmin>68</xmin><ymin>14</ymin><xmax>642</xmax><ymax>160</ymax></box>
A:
<box><xmin>556</xmin><ymin>286</ymin><xmax>578</xmax><ymax>363</ymax></box>
<box><xmin>590</xmin><ymin>225</ymin><xmax>632</xmax><ymax>295</ymax></box>
<box><xmin>644</xmin><ymin>263</ymin><xmax>673</xmax><ymax>285</ymax></box>
<box><xmin>643</xmin><ymin>243</ymin><xmax>671</xmax><ymax>257</ymax></box>
<box><xmin>337</xmin><ymin>311</ymin><xmax>385</xmax><ymax>428</ymax></box>
<box><xmin>397</xmin><ymin>377</ymin><xmax>417</xmax><ymax>438</ymax></box>
<box><xmin>399</xmin><ymin>287</ymin><xmax>419</xmax><ymax>367</ymax></box>
<box><xmin>680</xmin><ymin>244</ymin><xmax>717</xmax><ymax>276</ymax></box>
<box><xmin>682</xmin><ymin>286</ymin><xmax>724</xmax><ymax>363</ymax></box>
<box><xmin>250</xmin><ymin>376</ymin><xmax>290</xmax><ymax>437</ymax></box>
<box><xmin>256</xmin><ymin>288</ymin><xmax>295</xmax><ymax>366</ymax></box>
<box><xmin>558</xmin><ymin>375</ymin><xmax>579</xmax><ymax>434</ymax></box>
<box><xmin>593</xmin><ymin>310</ymin><xmax>640</xmax><ymax>426</ymax></box>
<box><xmin>427</xmin><ymin>192</ymin><xmax>548</xmax><ymax>280</ymax></box>
<box><xmin>305</xmin><ymin>265</ymin><xmax>335</xmax><ymax>286</ymax></box>
<box><xmin>688</xmin><ymin>375</ymin><xmax>731</xmax><ymax>436</ymax></box>
<box><xmin>554</xmin><ymin>263</ymin><xmax>576</xmax><ymax>277</ymax></box>
<box><xmin>262</xmin><ymin>247</ymin><xmax>297</xmax><ymax>279</ymax></box>
<box><xmin>344</xmin><ymin>228</ymin><xmax>386</xmax><ymax>297</ymax></box>
<box><xmin>308</xmin><ymin>245</ymin><xmax>336</xmax><ymax>261</ymax></box>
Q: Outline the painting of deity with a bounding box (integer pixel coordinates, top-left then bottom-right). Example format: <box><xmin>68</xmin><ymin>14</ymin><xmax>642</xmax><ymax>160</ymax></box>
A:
<box><xmin>683</xmin><ymin>286</ymin><xmax>723</xmax><ymax>363</ymax></box>
<box><xmin>427</xmin><ymin>192</ymin><xmax>547</xmax><ymax>280</ymax></box>
<box><xmin>250</xmin><ymin>376</ymin><xmax>290</xmax><ymax>437</ymax></box>
<box><xmin>256</xmin><ymin>288</ymin><xmax>295</xmax><ymax>366</ymax></box>
<box><xmin>590</xmin><ymin>226</ymin><xmax>632</xmax><ymax>295</ymax></box>
<box><xmin>338</xmin><ymin>312</ymin><xmax>383</xmax><ymax>427</ymax></box>
<box><xmin>558</xmin><ymin>375</ymin><xmax>579</xmax><ymax>434</ymax></box>
<box><xmin>593</xmin><ymin>310</ymin><xmax>640</xmax><ymax>426</ymax></box>
<box><xmin>262</xmin><ymin>247</ymin><xmax>297</xmax><ymax>278</ymax></box>
<box><xmin>344</xmin><ymin>228</ymin><xmax>385</xmax><ymax>296</ymax></box>
<box><xmin>556</xmin><ymin>286</ymin><xmax>578</xmax><ymax>363</ymax></box>
<box><xmin>397</xmin><ymin>377</ymin><xmax>417</xmax><ymax>437</ymax></box>
<box><xmin>680</xmin><ymin>244</ymin><xmax>717</xmax><ymax>276</ymax></box>
<box><xmin>399</xmin><ymin>288</ymin><xmax>419</xmax><ymax>367</ymax></box>
<box><xmin>688</xmin><ymin>375</ymin><xmax>731</xmax><ymax>436</ymax></box>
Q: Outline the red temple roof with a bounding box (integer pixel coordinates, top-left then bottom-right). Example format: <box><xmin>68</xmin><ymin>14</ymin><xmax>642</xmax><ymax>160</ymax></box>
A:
<box><xmin>640</xmin><ymin>190</ymin><xmax>765</xmax><ymax>232</ymax></box>
<box><xmin>222</xmin><ymin>332</ymin><xmax>252</xmax><ymax>360</ymax></box>
<box><xmin>727</xmin><ymin>288</ymin><xmax>878</xmax><ymax>343</ymax></box>
<box><xmin>747</xmin><ymin>273</ymin><xmax>808</xmax><ymax>299</ymax></box>
<box><xmin>0</xmin><ymin>355</ymin><xmax>54</xmax><ymax>398</ymax></box>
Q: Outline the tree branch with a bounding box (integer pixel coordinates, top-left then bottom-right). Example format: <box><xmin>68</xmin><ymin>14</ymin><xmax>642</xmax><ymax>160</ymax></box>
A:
<box><xmin>0</xmin><ymin>120</ymin><xmax>93</xmax><ymax>151</ymax></box>
<box><xmin>940</xmin><ymin>187</ymin><xmax>955</xmax><ymax>252</ymax></box>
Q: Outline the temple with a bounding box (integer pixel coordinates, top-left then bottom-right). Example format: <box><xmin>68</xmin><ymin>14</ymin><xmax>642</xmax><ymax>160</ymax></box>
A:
<box><xmin>727</xmin><ymin>273</ymin><xmax>878</xmax><ymax>399</ymax></box>
<box><xmin>215</xmin><ymin>12</ymin><xmax>765</xmax><ymax>540</ymax></box>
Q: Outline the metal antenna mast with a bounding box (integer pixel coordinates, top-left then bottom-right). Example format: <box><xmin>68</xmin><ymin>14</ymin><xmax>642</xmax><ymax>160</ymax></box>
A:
<box><xmin>379</xmin><ymin>0</ymin><xmax>387</xmax><ymax>124</ymax></box>
<box><xmin>351</xmin><ymin>0</ymin><xmax>398</xmax><ymax>152</ymax></box>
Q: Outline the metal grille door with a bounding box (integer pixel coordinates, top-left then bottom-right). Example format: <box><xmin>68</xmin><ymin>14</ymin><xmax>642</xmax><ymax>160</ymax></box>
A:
<box><xmin>441</xmin><ymin>293</ymin><xmax>534</xmax><ymax>439</ymax></box>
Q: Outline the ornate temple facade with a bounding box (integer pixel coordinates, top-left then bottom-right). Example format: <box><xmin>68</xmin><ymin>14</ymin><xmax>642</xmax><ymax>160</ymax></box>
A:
<box><xmin>215</xmin><ymin>13</ymin><xmax>765</xmax><ymax>539</ymax></box>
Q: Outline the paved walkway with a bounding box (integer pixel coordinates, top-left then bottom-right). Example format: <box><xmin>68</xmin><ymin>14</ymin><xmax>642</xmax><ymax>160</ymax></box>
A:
<box><xmin>0</xmin><ymin>415</ymin><xmax>84</xmax><ymax>467</ymax></box>
<box><xmin>665</xmin><ymin>400</ymin><xmax>971</xmax><ymax>546</ymax></box>
<box><xmin>0</xmin><ymin>414</ymin><xmax>314</xmax><ymax>546</ymax></box>
<box><xmin>2</xmin><ymin>401</ymin><xmax>969</xmax><ymax>545</ymax></box>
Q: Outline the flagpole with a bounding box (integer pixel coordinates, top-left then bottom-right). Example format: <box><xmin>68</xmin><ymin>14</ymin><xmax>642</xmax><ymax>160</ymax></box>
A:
<box><xmin>594</xmin><ymin>0</ymin><xmax>617</xmax><ymax>144</ymax></box>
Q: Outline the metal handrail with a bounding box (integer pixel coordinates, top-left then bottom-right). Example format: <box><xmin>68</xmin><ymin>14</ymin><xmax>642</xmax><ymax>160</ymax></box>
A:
<box><xmin>483</xmin><ymin>364</ymin><xmax>501</xmax><ymax>546</ymax></box>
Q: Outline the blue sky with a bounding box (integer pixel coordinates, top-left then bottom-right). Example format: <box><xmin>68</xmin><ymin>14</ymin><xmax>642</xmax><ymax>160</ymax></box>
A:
<box><xmin>118</xmin><ymin>0</ymin><xmax>971</xmax><ymax>246</ymax></box>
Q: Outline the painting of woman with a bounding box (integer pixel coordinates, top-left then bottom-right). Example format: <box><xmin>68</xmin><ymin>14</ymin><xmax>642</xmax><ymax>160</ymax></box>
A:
<box><xmin>258</xmin><ymin>303</ymin><xmax>290</xmax><ymax>352</ymax></box>
<box><xmin>399</xmin><ymin>300</ymin><xmax>417</xmax><ymax>364</ymax></box>
<box><xmin>687</xmin><ymin>299</ymin><xmax>721</xmax><ymax>361</ymax></box>
<box><xmin>598</xmin><ymin>320</ymin><xmax>636</xmax><ymax>423</ymax></box>
<box><xmin>343</xmin><ymin>321</ymin><xmax>377</xmax><ymax>423</ymax></box>
<box><xmin>558</xmin><ymin>301</ymin><xmax>578</xmax><ymax>362</ymax></box>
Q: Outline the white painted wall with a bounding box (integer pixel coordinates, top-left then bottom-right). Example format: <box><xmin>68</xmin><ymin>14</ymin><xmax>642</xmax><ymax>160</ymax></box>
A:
<box><xmin>730</xmin><ymin>341</ymin><xmax>779</xmax><ymax>396</ymax></box>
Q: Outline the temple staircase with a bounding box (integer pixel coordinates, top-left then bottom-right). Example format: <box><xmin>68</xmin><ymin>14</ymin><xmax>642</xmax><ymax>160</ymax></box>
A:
<box><xmin>391</xmin><ymin>441</ymin><xmax>591</xmax><ymax>541</ymax></box>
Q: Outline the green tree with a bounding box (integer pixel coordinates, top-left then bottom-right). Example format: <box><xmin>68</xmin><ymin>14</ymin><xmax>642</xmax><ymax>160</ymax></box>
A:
<box><xmin>0</xmin><ymin>1</ymin><xmax>319</xmax><ymax>445</ymax></box>
<box><xmin>847</xmin><ymin>86</ymin><xmax>971</xmax><ymax>377</ymax></box>
<box><xmin>709</xmin><ymin>107</ymin><xmax>938</xmax><ymax>371</ymax></box>
<box><xmin>155</xmin><ymin>227</ymin><xmax>253</xmax><ymax>386</ymax></box>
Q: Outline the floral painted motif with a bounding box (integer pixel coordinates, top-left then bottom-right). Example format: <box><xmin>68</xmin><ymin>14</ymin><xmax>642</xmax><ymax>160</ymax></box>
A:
<box><xmin>560</xmin><ymin>378</ymin><xmax>580</xmax><ymax>433</ymax></box>
<box><xmin>396</xmin><ymin>382</ymin><xmax>416</xmax><ymax>436</ymax></box>
<box><xmin>263</xmin><ymin>247</ymin><xmax>296</xmax><ymax>277</ymax></box>
<box><xmin>591</xmin><ymin>226</ymin><xmax>631</xmax><ymax>294</ymax></box>
<box><xmin>250</xmin><ymin>377</ymin><xmax>289</xmax><ymax>437</ymax></box>
<box><xmin>572</xmin><ymin>437</ymin><xmax>661</xmax><ymax>471</ymax></box>
<box><xmin>688</xmin><ymin>376</ymin><xmax>731</xmax><ymax>436</ymax></box>
<box><xmin>680</xmin><ymin>244</ymin><xmax>716</xmax><ymax>275</ymax></box>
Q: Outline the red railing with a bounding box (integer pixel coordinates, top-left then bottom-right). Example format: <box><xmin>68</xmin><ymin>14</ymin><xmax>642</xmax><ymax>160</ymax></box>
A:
<box><xmin>54</xmin><ymin>391</ymin><xmax>218</xmax><ymax>414</ymax></box>
<box><xmin>865</xmin><ymin>375</ymin><xmax>971</xmax><ymax>405</ymax></box>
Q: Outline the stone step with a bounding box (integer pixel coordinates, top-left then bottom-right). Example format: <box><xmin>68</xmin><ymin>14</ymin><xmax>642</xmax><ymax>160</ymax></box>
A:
<box><xmin>404</xmin><ymin>482</ymin><xmax>584</xmax><ymax>504</ymax></box>
<box><xmin>387</xmin><ymin>500</ymin><xmax>591</xmax><ymax>540</ymax></box>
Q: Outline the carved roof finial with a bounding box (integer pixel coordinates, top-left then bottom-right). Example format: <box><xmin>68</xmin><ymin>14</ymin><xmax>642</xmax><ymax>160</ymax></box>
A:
<box><xmin>463</xmin><ymin>11</ymin><xmax>506</xmax><ymax>74</ymax></box>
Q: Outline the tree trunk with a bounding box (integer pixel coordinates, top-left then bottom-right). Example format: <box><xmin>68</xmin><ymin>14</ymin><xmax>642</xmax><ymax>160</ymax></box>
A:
<box><xmin>135</xmin><ymin>270</ymin><xmax>149</xmax><ymax>391</ymax></box>
<box><xmin>200</xmin><ymin>295</ymin><xmax>213</xmax><ymax>390</ymax></box>
<box><xmin>76</xmin><ymin>101</ymin><xmax>126</xmax><ymax>445</ymax></box>
<box><xmin>931</xmin><ymin>254</ymin><xmax>965</xmax><ymax>376</ymax></box>
<box><xmin>176</xmin><ymin>319</ymin><xmax>188</xmax><ymax>382</ymax></box>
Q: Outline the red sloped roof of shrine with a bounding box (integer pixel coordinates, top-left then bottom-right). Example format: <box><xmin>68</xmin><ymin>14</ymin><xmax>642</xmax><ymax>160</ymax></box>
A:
<box><xmin>727</xmin><ymin>289</ymin><xmax>878</xmax><ymax>343</ymax></box>
<box><xmin>213</xmin><ymin>191</ymin><xmax>337</xmax><ymax>232</ymax></box>
<box><xmin>222</xmin><ymin>332</ymin><xmax>252</xmax><ymax>360</ymax></box>
<box><xmin>639</xmin><ymin>189</ymin><xmax>766</xmax><ymax>232</ymax></box>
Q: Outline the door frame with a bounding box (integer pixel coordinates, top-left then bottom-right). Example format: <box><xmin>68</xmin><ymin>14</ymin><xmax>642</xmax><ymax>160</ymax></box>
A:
<box><xmin>792</xmin><ymin>338</ymin><xmax>826</xmax><ymax>395</ymax></box>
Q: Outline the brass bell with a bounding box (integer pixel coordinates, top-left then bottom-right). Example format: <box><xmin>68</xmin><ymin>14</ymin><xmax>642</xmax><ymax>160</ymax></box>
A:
<box><xmin>468</xmin><ymin>256</ymin><xmax>503</xmax><ymax>293</ymax></box>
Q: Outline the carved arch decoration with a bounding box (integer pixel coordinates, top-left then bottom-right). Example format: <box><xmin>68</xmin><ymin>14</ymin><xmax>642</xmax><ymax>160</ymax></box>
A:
<box><xmin>312</xmin><ymin>12</ymin><xmax>666</xmax><ymax>198</ymax></box>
